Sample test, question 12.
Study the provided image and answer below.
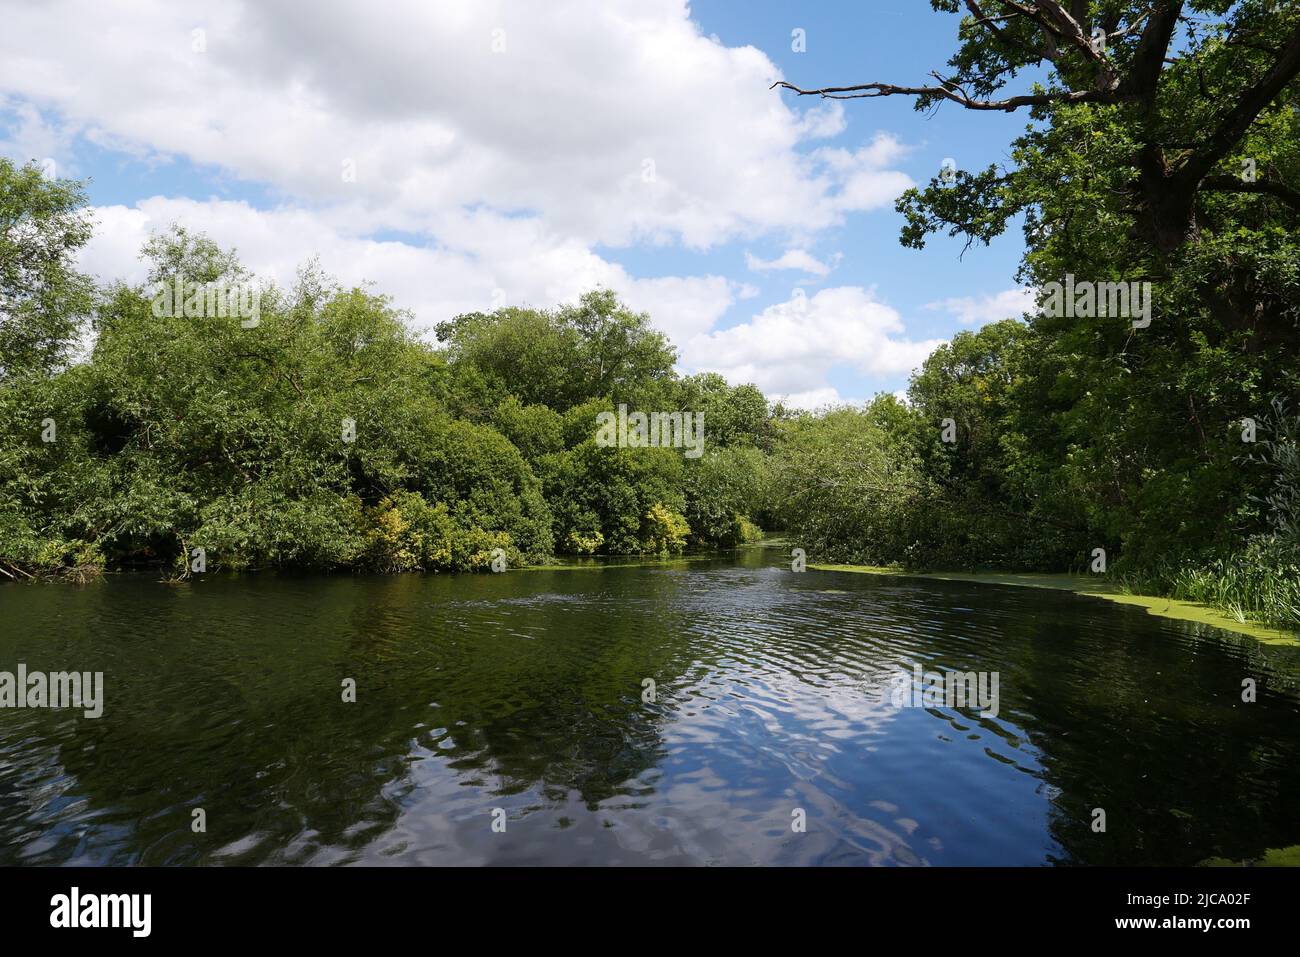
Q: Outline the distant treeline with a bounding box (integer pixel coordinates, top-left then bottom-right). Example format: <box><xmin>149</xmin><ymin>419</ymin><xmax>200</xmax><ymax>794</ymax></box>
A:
<box><xmin>1</xmin><ymin>148</ymin><xmax>1298</xmax><ymax>627</ymax></box>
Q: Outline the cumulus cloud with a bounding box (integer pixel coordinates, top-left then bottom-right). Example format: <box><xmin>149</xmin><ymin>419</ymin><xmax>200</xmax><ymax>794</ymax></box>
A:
<box><xmin>0</xmin><ymin>96</ymin><xmax>75</xmax><ymax>171</ymax></box>
<box><xmin>925</xmin><ymin>287</ymin><xmax>1035</xmax><ymax>326</ymax></box>
<box><xmin>682</xmin><ymin>287</ymin><xmax>944</xmax><ymax>408</ymax></box>
<box><xmin>812</xmin><ymin>134</ymin><xmax>914</xmax><ymax>211</ymax></box>
<box><xmin>0</xmin><ymin>0</ymin><xmax>912</xmax><ymax>250</ymax></box>
<box><xmin>80</xmin><ymin>198</ymin><xmax>739</xmax><ymax>345</ymax></box>
<box><xmin>793</xmin><ymin>101</ymin><xmax>847</xmax><ymax>140</ymax></box>
<box><xmin>1</xmin><ymin>0</ymin><xmax>928</xmax><ymax>393</ymax></box>
<box><xmin>744</xmin><ymin>249</ymin><xmax>835</xmax><ymax>278</ymax></box>
<box><xmin>777</xmin><ymin>387</ymin><xmax>863</xmax><ymax>411</ymax></box>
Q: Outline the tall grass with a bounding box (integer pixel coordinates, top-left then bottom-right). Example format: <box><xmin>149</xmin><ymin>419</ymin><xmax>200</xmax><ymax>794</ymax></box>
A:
<box><xmin>1117</xmin><ymin>399</ymin><xmax>1300</xmax><ymax>631</ymax></box>
<box><xmin>1113</xmin><ymin>539</ymin><xmax>1300</xmax><ymax>630</ymax></box>
<box><xmin>1167</xmin><ymin>540</ymin><xmax>1300</xmax><ymax>628</ymax></box>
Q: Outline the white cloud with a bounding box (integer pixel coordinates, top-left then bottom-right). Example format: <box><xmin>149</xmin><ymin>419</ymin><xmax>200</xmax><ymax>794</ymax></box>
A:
<box><xmin>776</xmin><ymin>387</ymin><xmax>860</xmax><ymax>411</ymax></box>
<box><xmin>812</xmin><ymin>134</ymin><xmax>915</xmax><ymax>211</ymax></box>
<box><xmin>0</xmin><ymin>96</ymin><xmax>75</xmax><ymax>172</ymax></box>
<box><xmin>1</xmin><ymin>0</ymin><xmax>929</xmax><ymax>398</ymax></box>
<box><xmin>682</xmin><ymin>286</ymin><xmax>944</xmax><ymax>408</ymax></box>
<box><xmin>81</xmin><ymin>198</ymin><xmax>742</xmax><ymax>345</ymax></box>
<box><xmin>925</xmin><ymin>287</ymin><xmax>1035</xmax><ymax>326</ymax></box>
<box><xmin>0</xmin><ymin>0</ymin><xmax>911</xmax><ymax>250</ymax></box>
<box><xmin>793</xmin><ymin>101</ymin><xmax>847</xmax><ymax>140</ymax></box>
<box><xmin>744</xmin><ymin>249</ymin><xmax>835</xmax><ymax>278</ymax></box>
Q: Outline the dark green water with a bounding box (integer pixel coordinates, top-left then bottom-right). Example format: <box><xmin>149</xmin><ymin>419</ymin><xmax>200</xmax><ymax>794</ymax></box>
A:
<box><xmin>2</xmin><ymin>547</ymin><xmax>1299</xmax><ymax>866</ymax></box>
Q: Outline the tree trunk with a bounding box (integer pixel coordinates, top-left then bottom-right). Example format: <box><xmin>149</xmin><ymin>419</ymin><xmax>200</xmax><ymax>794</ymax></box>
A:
<box><xmin>1134</xmin><ymin>145</ymin><xmax>1199</xmax><ymax>254</ymax></box>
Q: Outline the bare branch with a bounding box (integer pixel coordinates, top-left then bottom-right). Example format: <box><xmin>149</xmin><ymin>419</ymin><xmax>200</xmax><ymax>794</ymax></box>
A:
<box><xmin>770</xmin><ymin>79</ymin><xmax>1114</xmax><ymax>112</ymax></box>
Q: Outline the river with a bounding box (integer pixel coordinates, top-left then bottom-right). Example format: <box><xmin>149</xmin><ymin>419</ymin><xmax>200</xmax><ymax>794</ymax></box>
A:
<box><xmin>2</xmin><ymin>546</ymin><xmax>1298</xmax><ymax>865</ymax></box>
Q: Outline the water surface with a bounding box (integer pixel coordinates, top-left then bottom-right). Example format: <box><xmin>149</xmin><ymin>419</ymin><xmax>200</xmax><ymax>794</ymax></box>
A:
<box><xmin>2</xmin><ymin>547</ymin><xmax>1299</xmax><ymax>866</ymax></box>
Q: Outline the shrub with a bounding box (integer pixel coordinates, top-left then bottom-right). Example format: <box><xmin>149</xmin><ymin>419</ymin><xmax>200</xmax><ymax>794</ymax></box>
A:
<box><xmin>641</xmin><ymin>502</ymin><xmax>690</xmax><ymax>555</ymax></box>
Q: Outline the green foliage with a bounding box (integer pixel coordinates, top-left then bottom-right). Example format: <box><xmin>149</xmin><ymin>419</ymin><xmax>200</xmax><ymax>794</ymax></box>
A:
<box><xmin>0</xmin><ymin>224</ymin><xmax>552</xmax><ymax>576</ymax></box>
<box><xmin>1122</xmin><ymin>537</ymin><xmax>1300</xmax><ymax>631</ymax></box>
<box><xmin>6</xmin><ymin>10</ymin><xmax>1300</xmax><ymax>641</ymax></box>
<box><xmin>363</xmin><ymin>489</ymin><xmax>513</xmax><ymax>573</ymax></box>
<box><xmin>670</xmin><ymin>373</ymin><xmax>771</xmax><ymax>448</ymax></box>
<box><xmin>902</xmin><ymin>320</ymin><xmax>1087</xmax><ymax>569</ymax></box>
<box><xmin>540</xmin><ymin>435</ymin><xmax>686</xmax><ymax>555</ymax></box>
<box><xmin>434</xmin><ymin>289</ymin><xmax>677</xmax><ymax>411</ymax></box>
<box><xmin>641</xmin><ymin>502</ymin><xmax>691</xmax><ymax>555</ymax></box>
<box><xmin>769</xmin><ymin>407</ymin><xmax>926</xmax><ymax>565</ymax></box>
<box><xmin>0</xmin><ymin>159</ymin><xmax>95</xmax><ymax>382</ymax></box>
<box><xmin>1247</xmin><ymin>398</ymin><xmax>1300</xmax><ymax>539</ymax></box>
<box><xmin>0</xmin><ymin>203</ymin><xmax>775</xmax><ymax>574</ymax></box>
<box><xmin>565</xmin><ymin>528</ymin><xmax>605</xmax><ymax>555</ymax></box>
<box><xmin>812</xmin><ymin>0</ymin><xmax>1300</xmax><ymax>624</ymax></box>
<box><xmin>682</xmin><ymin>445</ymin><xmax>770</xmax><ymax>546</ymax></box>
<box><xmin>491</xmin><ymin>396</ymin><xmax>565</xmax><ymax>464</ymax></box>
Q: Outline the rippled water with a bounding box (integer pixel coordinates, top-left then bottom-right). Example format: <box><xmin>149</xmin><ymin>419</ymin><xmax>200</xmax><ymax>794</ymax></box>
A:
<box><xmin>2</xmin><ymin>547</ymin><xmax>1299</xmax><ymax>866</ymax></box>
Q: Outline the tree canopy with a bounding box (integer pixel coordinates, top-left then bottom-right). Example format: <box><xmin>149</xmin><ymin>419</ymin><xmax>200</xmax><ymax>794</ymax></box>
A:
<box><xmin>3</xmin><ymin>2</ymin><xmax>1299</xmax><ymax>632</ymax></box>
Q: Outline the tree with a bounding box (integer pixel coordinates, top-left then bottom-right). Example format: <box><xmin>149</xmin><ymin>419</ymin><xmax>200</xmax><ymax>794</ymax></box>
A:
<box><xmin>682</xmin><ymin>445</ymin><xmax>769</xmax><ymax>546</ymax></box>
<box><xmin>775</xmin><ymin>1</ymin><xmax>1300</xmax><ymax>256</ymax></box>
<box><xmin>770</xmin><ymin>408</ymin><xmax>926</xmax><ymax>565</ymax></box>
<box><xmin>775</xmin><ymin>1</ymin><xmax>1300</xmax><ymax>577</ymax></box>
<box><xmin>558</xmin><ymin>290</ymin><xmax>679</xmax><ymax>406</ymax></box>
<box><xmin>0</xmin><ymin>159</ymin><xmax>94</xmax><ymax>381</ymax></box>
<box><xmin>435</xmin><ymin>290</ymin><xmax>676</xmax><ymax>411</ymax></box>
<box><xmin>671</xmin><ymin>373</ymin><xmax>771</xmax><ymax>448</ymax></box>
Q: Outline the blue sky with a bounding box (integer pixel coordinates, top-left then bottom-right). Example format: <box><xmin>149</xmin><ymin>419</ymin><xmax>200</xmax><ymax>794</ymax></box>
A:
<box><xmin>664</xmin><ymin>0</ymin><xmax>1035</xmax><ymax>347</ymax></box>
<box><xmin>0</xmin><ymin>0</ymin><xmax>1039</xmax><ymax>407</ymax></box>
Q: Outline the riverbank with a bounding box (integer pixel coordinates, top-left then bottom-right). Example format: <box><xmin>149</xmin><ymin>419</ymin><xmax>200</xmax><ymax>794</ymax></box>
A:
<box><xmin>809</xmin><ymin>564</ymin><xmax>1300</xmax><ymax>646</ymax></box>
